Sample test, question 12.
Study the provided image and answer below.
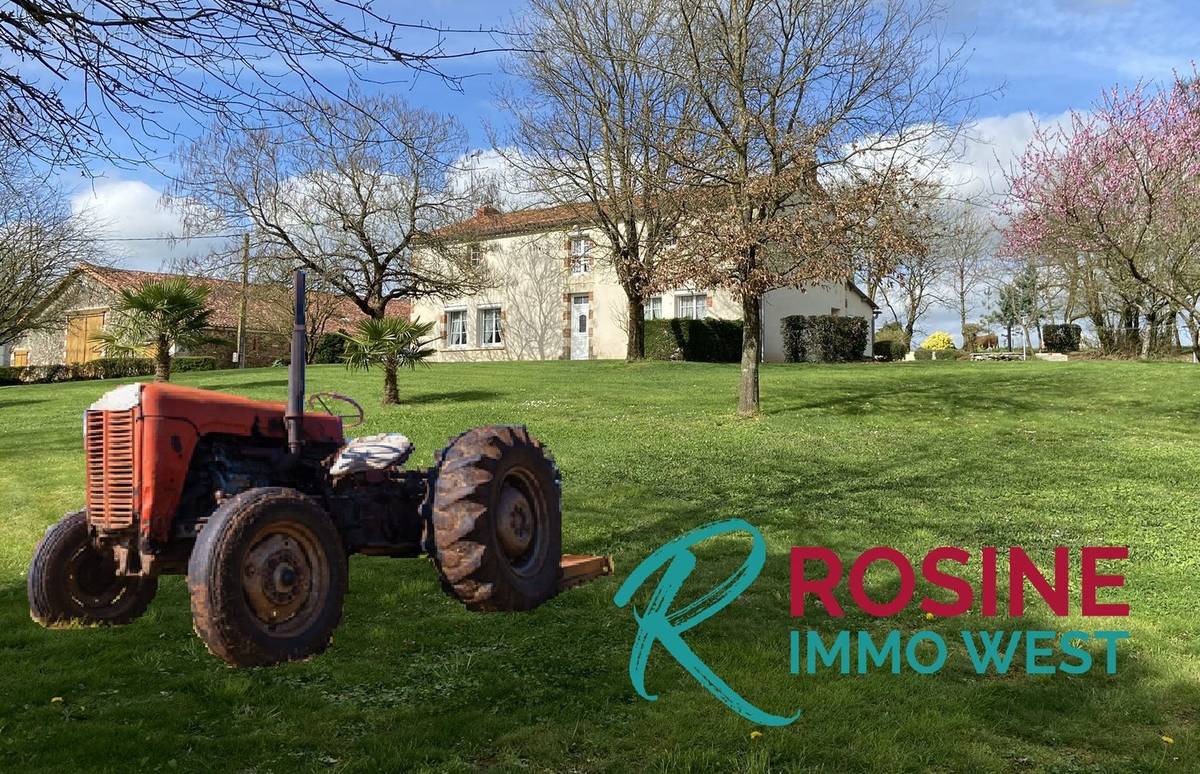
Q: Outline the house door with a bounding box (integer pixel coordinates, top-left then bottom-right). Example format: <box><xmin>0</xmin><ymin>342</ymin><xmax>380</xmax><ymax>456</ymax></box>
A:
<box><xmin>66</xmin><ymin>311</ymin><xmax>106</xmax><ymax>364</ymax></box>
<box><xmin>570</xmin><ymin>295</ymin><xmax>590</xmax><ymax>360</ymax></box>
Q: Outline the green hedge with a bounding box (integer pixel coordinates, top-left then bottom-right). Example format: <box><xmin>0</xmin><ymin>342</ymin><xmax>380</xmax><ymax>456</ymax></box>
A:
<box><xmin>0</xmin><ymin>355</ymin><xmax>216</xmax><ymax>386</ymax></box>
<box><xmin>913</xmin><ymin>348</ymin><xmax>963</xmax><ymax>361</ymax></box>
<box><xmin>1041</xmin><ymin>323</ymin><xmax>1081</xmax><ymax>354</ymax></box>
<box><xmin>312</xmin><ymin>333</ymin><xmax>348</xmax><ymax>364</ymax></box>
<box><xmin>0</xmin><ymin>358</ymin><xmax>155</xmax><ymax>385</ymax></box>
<box><xmin>645</xmin><ymin>319</ymin><xmax>743</xmax><ymax>362</ymax></box>
<box><xmin>173</xmin><ymin>356</ymin><xmax>218</xmax><ymax>372</ymax></box>
<box><xmin>873</xmin><ymin>340</ymin><xmax>906</xmax><ymax>361</ymax></box>
<box><xmin>781</xmin><ymin>315</ymin><xmax>867</xmax><ymax>363</ymax></box>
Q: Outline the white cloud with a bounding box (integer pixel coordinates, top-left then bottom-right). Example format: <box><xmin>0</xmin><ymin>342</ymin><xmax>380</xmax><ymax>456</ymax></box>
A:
<box><xmin>939</xmin><ymin>110</ymin><xmax>1077</xmax><ymax>208</ymax></box>
<box><xmin>449</xmin><ymin>147</ymin><xmax>546</xmax><ymax>209</ymax></box>
<box><xmin>69</xmin><ymin>178</ymin><xmax>231</xmax><ymax>271</ymax></box>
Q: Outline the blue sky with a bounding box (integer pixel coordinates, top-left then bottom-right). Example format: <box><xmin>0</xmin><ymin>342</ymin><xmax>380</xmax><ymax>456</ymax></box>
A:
<box><xmin>66</xmin><ymin>0</ymin><xmax>1200</xmax><ymax>338</ymax></box>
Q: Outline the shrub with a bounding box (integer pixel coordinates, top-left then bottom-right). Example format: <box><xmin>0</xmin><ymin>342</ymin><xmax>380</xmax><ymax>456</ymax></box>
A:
<box><xmin>920</xmin><ymin>331</ymin><xmax>955</xmax><ymax>351</ymax></box>
<box><xmin>73</xmin><ymin>358</ymin><xmax>156</xmax><ymax>380</ymax></box>
<box><xmin>873</xmin><ymin>323</ymin><xmax>909</xmax><ymax>361</ymax></box>
<box><xmin>312</xmin><ymin>333</ymin><xmax>348</xmax><ymax>364</ymax></box>
<box><xmin>873</xmin><ymin>340</ymin><xmax>906</xmax><ymax>361</ymax></box>
<box><xmin>173</xmin><ymin>356</ymin><xmax>217</xmax><ymax>372</ymax></box>
<box><xmin>0</xmin><ymin>357</ymin><xmax>170</xmax><ymax>386</ymax></box>
<box><xmin>914</xmin><ymin>348</ymin><xmax>962</xmax><ymax>361</ymax></box>
<box><xmin>876</xmin><ymin>320</ymin><xmax>909</xmax><ymax>345</ymax></box>
<box><xmin>645</xmin><ymin>319</ymin><xmax>743</xmax><ymax>362</ymax></box>
<box><xmin>18</xmin><ymin>364</ymin><xmax>71</xmax><ymax>383</ymax></box>
<box><xmin>780</xmin><ymin>315</ymin><xmax>867</xmax><ymax>363</ymax></box>
<box><xmin>1041</xmin><ymin>323</ymin><xmax>1082</xmax><ymax>353</ymax></box>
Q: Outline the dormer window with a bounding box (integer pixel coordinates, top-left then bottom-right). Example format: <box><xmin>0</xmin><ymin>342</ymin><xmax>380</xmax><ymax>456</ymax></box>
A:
<box><xmin>569</xmin><ymin>236</ymin><xmax>590</xmax><ymax>274</ymax></box>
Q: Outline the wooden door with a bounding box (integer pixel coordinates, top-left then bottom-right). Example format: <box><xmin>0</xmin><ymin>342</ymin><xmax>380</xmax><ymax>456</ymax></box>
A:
<box><xmin>66</xmin><ymin>311</ymin><xmax>106</xmax><ymax>364</ymax></box>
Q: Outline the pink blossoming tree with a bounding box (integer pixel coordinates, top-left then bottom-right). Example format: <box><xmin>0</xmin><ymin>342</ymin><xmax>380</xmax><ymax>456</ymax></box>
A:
<box><xmin>1002</xmin><ymin>72</ymin><xmax>1200</xmax><ymax>359</ymax></box>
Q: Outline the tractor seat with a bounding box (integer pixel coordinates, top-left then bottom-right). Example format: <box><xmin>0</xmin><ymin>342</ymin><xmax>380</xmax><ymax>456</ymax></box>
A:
<box><xmin>329</xmin><ymin>433</ymin><xmax>415</xmax><ymax>478</ymax></box>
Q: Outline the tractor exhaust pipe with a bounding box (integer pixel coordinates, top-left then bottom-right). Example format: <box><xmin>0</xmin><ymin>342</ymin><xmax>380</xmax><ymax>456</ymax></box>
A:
<box><xmin>286</xmin><ymin>269</ymin><xmax>306</xmax><ymax>455</ymax></box>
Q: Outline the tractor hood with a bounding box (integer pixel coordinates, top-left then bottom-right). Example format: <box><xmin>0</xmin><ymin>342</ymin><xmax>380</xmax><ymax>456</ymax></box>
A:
<box><xmin>90</xmin><ymin>382</ymin><xmax>344</xmax><ymax>445</ymax></box>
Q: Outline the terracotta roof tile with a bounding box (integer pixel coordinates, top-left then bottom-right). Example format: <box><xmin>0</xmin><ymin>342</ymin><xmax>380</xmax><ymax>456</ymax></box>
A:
<box><xmin>76</xmin><ymin>263</ymin><xmax>381</xmax><ymax>331</ymax></box>
<box><xmin>433</xmin><ymin>203</ymin><xmax>596</xmax><ymax>241</ymax></box>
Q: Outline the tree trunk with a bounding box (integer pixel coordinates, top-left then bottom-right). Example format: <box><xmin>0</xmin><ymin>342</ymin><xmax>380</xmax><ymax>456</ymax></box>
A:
<box><xmin>1005</xmin><ymin>324</ymin><xmax>1013</xmax><ymax>352</ymax></box>
<box><xmin>382</xmin><ymin>361</ymin><xmax>399</xmax><ymax>405</ymax></box>
<box><xmin>959</xmin><ymin>308</ymin><xmax>970</xmax><ymax>352</ymax></box>
<box><xmin>154</xmin><ymin>334</ymin><xmax>171</xmax><ymax>382</ymax></box>
<box><xmin>1140</xmin><ymin>310</ymin><xmax>1154</xmax><ymax>360</ymax></box>
<box><xmin>738</xmin><ymin>294</ymin><xmax>761</xmax><ymax>417</ymax></box>
<box><xmin>626</xmin><ymin>296</ymin><xmax>645</xmax><ymax>361</ymax></box>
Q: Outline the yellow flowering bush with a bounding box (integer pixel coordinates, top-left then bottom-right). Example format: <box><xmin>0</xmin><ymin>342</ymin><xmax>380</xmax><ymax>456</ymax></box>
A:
<box><xmin>920</xmin><ymin>331</ymin><xmax>955</xmax><ymax>351</ymax></box>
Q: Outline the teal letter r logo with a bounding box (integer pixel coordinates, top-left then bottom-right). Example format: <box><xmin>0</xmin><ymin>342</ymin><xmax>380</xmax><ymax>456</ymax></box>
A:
<box><xmin>613</xmin><ymin>518</ymin><xmax>800</xmax><ymax>726</ymax></box>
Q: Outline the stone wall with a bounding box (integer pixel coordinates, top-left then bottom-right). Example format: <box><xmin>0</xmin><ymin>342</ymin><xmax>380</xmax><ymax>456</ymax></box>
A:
<box><xmin>14</xmin><ymin>277</ymin><xmax>114</xmax><ymax>366</ymax></box>
<box><xmin>186</xmin><ymin>328</ymin><xmax>289</xmax><ymax>368</ymax></box>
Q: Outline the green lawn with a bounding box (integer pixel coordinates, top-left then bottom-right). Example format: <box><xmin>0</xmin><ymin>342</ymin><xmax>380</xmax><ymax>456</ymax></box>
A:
<box><xmin>0</xmin><ymin>360</ymin><xmax>1197</xmax><ymax>772</ymax></box>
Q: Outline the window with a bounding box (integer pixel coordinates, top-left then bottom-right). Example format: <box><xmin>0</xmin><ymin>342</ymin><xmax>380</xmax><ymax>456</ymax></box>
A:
<box><xmin>479</xmin><ymin>307</ymin><xmax>503</xmax><ymax>346</ymax></box>
<box><xmin>446</xmin><ymin>309</ymin><xmax>467</xmax><ymax>347</ymax></box>
<box><xmin>467</xmin><ymin>243</ymin><xmax>484</xmax><ymax>268</ymax></box>
<box><xmin>570</xmin><ymin>236</ymin><xmax>590</xmax><ymax>273</ymax></box>
<box><xmin>675</xmin><ymin>294</ymin><xmax>707</xmax><ymax>320</ymax></box>
<box><xmin>645</xmin><ymin>297</ymin><xmax>663</xmax><ymax>320</ymax></box>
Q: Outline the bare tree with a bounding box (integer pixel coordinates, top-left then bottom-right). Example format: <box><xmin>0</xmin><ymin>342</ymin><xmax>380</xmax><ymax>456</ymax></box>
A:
<box><xmin>940</xmin><ymin>205</ymin><xmax>994</xmax><ymax>348</ymax></box>
<box><xmin>173</xmin><ymin>246</ymin><xmax>358</xmax><ymax>364</ymax></box>
<box><xmin>879</xmin><ymin>245</ymin><xmax>945</xmax><ymax>346</ymax></box>
<box><xmin>167</xmin><ymin>93</ymin><xmax>487</xmax><ymax>388</ymax></box>
<box><xmin>664</xmin><ymin>0</ymin><xmax>969</xmax><ymax>414</ymax></box>
<box><xmin>1</xmin><ymin>2</ymin><xmax>510</xmax><ymax>165</ymax></box>
<box><xmin>498</xmin><ymin>0</ymin><xmax>692</xmax><ymax>360</ymax></box>
<box><xmin>0</xmin><ymin>145</ymin><xmax>101</xmax><ymax>346</ymax></box>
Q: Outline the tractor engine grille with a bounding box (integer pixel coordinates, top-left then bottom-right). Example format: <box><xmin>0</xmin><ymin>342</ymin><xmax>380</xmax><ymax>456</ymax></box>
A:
<box><xmin>85</xmin><ymin>409</ymin><xmax>137</xmax><ymax>531</ymax></box>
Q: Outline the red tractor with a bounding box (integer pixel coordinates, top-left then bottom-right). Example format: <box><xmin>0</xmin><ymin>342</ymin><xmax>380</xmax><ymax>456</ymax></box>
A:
<box><xmin>28</xmin><ymin>272</ymin><xmax>611</xmax><ymax>666</ymax></box>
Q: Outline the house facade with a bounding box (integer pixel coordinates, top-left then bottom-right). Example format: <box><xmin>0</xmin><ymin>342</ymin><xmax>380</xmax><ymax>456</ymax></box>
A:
<box><xmin>412</xmin><ymin>205</ymin><xmax>879</xmax><ymax>363</ymax></box>
<box><xmin>9</xmin><ymin>263</ymin><xmax>374</xmax><ymax>368</ymax></box>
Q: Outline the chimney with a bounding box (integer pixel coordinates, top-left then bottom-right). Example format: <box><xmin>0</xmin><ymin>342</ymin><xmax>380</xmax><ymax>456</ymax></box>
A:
<box><xmin>475</xmin><ymin>205</ymin><xmax>500</xmax><ymax>217</ymax></box>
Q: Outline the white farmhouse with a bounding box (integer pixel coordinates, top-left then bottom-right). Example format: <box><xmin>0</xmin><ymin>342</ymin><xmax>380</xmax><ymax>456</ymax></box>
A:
<box><xmin>411</xmin><ymin>205</ymin><xmax>879</xmax><ymax>363</ymax></box>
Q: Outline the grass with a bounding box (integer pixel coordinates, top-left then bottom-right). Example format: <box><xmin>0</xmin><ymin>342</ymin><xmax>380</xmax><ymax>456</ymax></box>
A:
<box><xmin>0</xmin><ymin>359</ymin><xmax>1197</xmax><ymax>772</ymax></box>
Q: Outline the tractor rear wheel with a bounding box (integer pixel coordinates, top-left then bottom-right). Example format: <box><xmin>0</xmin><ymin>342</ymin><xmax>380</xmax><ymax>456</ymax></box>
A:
<box><xmin>28</xmin><ymin>510</ymin><xmax>157</xmax><ymax>627</ymax></box>
<box><xmin>430</xmin><ymin>425</ymin><xmax>562</xmax><ymax>611</ymax></box>
<box><xmin>188</xmin><ymin>488</ymin><xmax>347</xmax><ymax>667</ymax></box>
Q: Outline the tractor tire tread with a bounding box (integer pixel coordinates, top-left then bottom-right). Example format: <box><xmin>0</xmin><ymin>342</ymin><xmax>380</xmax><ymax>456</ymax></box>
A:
<box><xmin>188</xmin><ymin>487</ymin><xmax>347</xmax><ymax>667</ymax></box>
<box><xmin>430</xmin><ymin>425</ymin><xmax>561</xmax><ymax>612</ymax></box>
<box><xmin>28</xmin><ymin>509</ymin><xmax>157</xmax><ymax>628</ymax></box>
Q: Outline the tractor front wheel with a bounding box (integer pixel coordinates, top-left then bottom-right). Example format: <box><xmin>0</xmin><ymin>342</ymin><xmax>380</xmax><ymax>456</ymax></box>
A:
<box><xmin>28</xmin><ymin>510</ymin><xmax>158</xmax><ymax>627</ymax></box>
<box><xmin>430</xmin><ymin>425</ymin><xmax>562</xmax><ymax>611</ymax></box>
<box><xmin>188</xmin><ymin>488</ymin><xmax>347</xmax><ymax>667</ymax></box>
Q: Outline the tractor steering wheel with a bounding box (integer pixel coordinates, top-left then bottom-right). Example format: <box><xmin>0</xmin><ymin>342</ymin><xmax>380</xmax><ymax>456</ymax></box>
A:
<box><xmin>306</xmin><ymin>392</ymin><xmax>365</xmax><ymax>428</ymax></box>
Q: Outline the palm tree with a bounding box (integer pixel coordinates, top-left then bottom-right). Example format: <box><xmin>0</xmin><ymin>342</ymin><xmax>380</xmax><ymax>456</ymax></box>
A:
<box><xmin>93</xmin><ymin>278</ymin><xmax>226</xmax><ymax>381</ymax></box>
<box><xmin>341</xmin><ymin>317</ymin><xmax>435</xmax><ymax>404</ymax></box>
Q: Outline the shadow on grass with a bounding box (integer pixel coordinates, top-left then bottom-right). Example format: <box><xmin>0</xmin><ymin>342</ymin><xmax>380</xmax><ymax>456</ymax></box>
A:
<box><xmin>0</xmin><ymin>398</ymin><xmax>49</xmax><ymax>409</ymax></box>
<box><xmin>400</xmin><ymin>390</ymin><xmax>501</xmax><ymax>405</ymax></box>
<box><xmin>192</xmin><ymin>378</ymin><xmax>289</xmax><ymax>390</ymax></box>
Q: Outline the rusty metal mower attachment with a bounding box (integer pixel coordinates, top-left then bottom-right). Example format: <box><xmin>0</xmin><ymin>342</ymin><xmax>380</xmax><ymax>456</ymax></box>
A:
<box><xmin>28</xmin><ymin>271</ymin><xmax>612</xmax><ymax>667</ymax></box>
